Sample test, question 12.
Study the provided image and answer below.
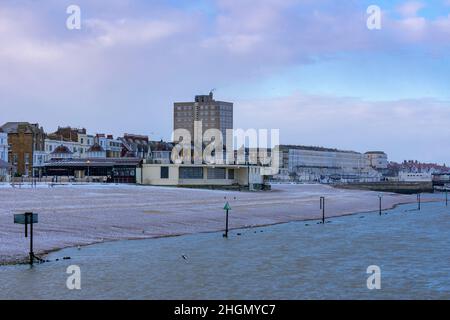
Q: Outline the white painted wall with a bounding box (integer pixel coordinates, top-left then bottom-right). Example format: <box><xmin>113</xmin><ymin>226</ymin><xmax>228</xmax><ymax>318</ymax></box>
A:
<box><xmin>398</xmin><ymin>172</ymin><xmax>432</xmax><ymax>182</ymax></box>
<box><xmin>0</xmin><ymin>132</ymin><xmax>8</xmax><ymax>163</ymax></box>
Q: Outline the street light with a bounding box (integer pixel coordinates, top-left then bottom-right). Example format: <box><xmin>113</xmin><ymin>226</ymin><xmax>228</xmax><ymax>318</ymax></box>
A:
<box><xmin>86</xmin><ymin>160</ymin><xmax>91</xmax><ymax>182</ymax></box>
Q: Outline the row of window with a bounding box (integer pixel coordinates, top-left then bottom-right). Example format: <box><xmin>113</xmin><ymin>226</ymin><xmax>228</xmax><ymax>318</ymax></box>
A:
<box><xmin>160</xmin><ymin>167</ymin><xmax>235</xmax><ymax>180</ymax></box>
<box><xmin>176</xmin><ymin>105</ymin><xmax>232</xmax><ymax>111</ymax></box>
<box><xmin>10</xmin><ymin>153</ymin><xmax>30</xmax><ymax>164</ymax></box>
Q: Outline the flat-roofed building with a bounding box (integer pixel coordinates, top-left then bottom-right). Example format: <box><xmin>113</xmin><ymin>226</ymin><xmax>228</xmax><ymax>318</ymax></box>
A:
<box><xmin>275</xmin><ymin>145</ymin><xmax>384</xmax><ymax>183</ymax></box>
<box><xmin>173</xmin><ymin>91</ymin><xmax>233</xmax><ymax>145</ymax></box>
<box><xmin>365</xmin><ymin>151</ymin><xmax>388</xmax><ymax>169</ymax></box>
<box><xmin>137</xmin><ymin>163</ymin><xmax>268</xmax><ymax>190</ymax></box>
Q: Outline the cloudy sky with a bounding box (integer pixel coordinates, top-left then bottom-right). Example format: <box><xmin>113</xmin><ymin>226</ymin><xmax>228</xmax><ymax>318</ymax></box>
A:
<box><xmin>0</xmin><ymin>0</ymin><xmax>449</xmax><ymax>164</ymax></box>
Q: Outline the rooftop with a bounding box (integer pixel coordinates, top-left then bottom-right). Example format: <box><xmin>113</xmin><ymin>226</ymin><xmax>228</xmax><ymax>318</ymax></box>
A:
<box><xmin>51</xmin><ymin>145</ymin><xmax>73</xmax><ymax>154</ymax></box>
<box><xmin>87</xmin><ymin>143</ymin><xmax>105</xmax><ymax>153</ymax></box>
<box><xmin>280</xmin><ymin>144</ymin><xmax>360</xmax><ymax>154</ymax></box>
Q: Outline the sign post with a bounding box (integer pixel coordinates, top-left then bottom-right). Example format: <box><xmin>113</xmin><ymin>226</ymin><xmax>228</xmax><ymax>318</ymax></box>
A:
<box><xmin>14</xmin><ymin>212</ymin><xmax>38</xmax><ymax>265</ymax></box>
<box><xmin>223</xmin><ymin>202</ymin><xmax>231</xmax><ymax>238</ymax></box>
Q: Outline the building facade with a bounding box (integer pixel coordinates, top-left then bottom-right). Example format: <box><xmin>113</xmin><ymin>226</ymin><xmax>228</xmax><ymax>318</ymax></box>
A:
<box><xmin>0</xmin><ymin>130</ymin><xmax>8</xmax><ymax>164</ymax></box>
<box><xmin>95</xmin><ymin>134</ymin><xmax>122</xmax><ymax>158</ymax></box>
<box><xmin>0</xmin><ymin>130</ymin><xmax>11</xmax><ymax>181</ymax></box>
<box><xmin>365</xmin><ymin>151</ymin><xmax>388</xmax><ymax>169</ymax></box>
<box><xmin>42</xmin><ymin>157</ymin><xmax>140</xmax><ymax>183</ymax></box>
<box><xmin>120</xmin><ymin>134</ymin><xmax>151</xmax><ymax>159</ymax></box>
<box><xmin>45</xmin><ymin>138</ymin><xmax>83</xmax><ymax>159</ymax></box>
<box><xmin>275</xmin><ymin>145</ymin><xmax>384</xmax><ymax>183</ymax></box>
<box><xmin>137</xmin><ymin>163</ymin><xmax>267</xmax><ymax>190</ymax></box>
<box><xmin>398</xmin><ymin>172</ymin><xmax>432</xmax><ymax>182</ymax></box>
<box><xmin>173</xmin><ymin>92</ymin><xmax>233</xmax><ymax>144</ymax></box>
<box><xmin>0</xmin><ymin>122</ymin><xmax>45</xmax><ymax>176</ymax></box>
<box><xmin>47</xmin><ymin>126</ymin><xmax>95</xmax><ymax>157</ymax></box>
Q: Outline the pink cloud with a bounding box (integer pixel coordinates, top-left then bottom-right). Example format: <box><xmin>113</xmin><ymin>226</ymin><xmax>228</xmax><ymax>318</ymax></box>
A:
<box><xmin>396</xmin><ymin>1</ymin><xmax>425</xmax><ymax>17</ymax></box>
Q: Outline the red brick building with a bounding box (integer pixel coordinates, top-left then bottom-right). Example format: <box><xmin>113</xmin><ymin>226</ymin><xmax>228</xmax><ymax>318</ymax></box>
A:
<box><xmin>0</xmin><ymin>122</ymin><xmax>45</xmax><ymax>176</ymax></box>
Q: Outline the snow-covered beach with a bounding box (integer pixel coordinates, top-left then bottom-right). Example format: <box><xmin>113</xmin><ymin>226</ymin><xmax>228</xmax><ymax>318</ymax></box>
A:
<box><xmin>0</xmin><ymin>183</ymin><xmax>427</xmax><ymax>264</ymax></box>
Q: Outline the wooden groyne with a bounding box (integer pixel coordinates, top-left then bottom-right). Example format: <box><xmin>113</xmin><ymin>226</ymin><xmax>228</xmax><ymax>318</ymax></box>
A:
<box><xmin>335</xmin><ymin>182</ymin><xmax>434</xmax><ymax>194</ymax></box>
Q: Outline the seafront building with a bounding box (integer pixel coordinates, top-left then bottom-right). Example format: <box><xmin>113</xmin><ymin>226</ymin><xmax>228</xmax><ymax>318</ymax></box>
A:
<box><xmin>173</xmin><ymin>92</ymin><xmax>233</xmax><ymax>144</ymax></box>
<box><xmin>0</xmin><ymin>130</ymin><xmax>8</xmax><ymax>164</ymax></box>
<box><xmin>0</xmin><ymin>122</ymin><xmax>45</xmax><ymax>177</ymax></box>
<box><xmin>137</xmin><ymin>162</ymin><xmax>268</xmax><ymax>190</ymax></box>
<box><xmin>398</xmin><ymin>172</ymin><xmax>432</xmax><ymax>182</ymax></box>
<box><xmin>45</xmin><ymin>138</ymin><xmax>84</xmax><ymax>159</ymax></box>
<box><xmin>274</xmin><ymin>145</ymin><xmax>386</xmax><ymax>183</ymax></box>
<box><xmin>0</xmin><ymin>129</ymin><xmax>12</xmax><ymax>181</ymax></box>
<box><xmin>6</xmin><ymin>94</ymin><xmax>433</xmax><ymax>188</ymax></box>
<box><xmin>94</xmin><ymin>134</ymin><xmax>122</xmax><ymax>158</ymax></box>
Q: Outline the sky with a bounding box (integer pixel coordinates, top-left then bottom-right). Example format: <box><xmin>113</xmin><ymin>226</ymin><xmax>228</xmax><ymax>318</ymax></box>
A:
<box><xmin>0</xmin><ymin>0</ymin><xmax>449</xmax><ymax>164</ymax></box>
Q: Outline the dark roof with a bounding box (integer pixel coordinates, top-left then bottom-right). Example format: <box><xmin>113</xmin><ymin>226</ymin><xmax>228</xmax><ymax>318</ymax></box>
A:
<box><xmin>0</xmin><ymin>122</ymin><xmax>43</xmax><ymax>134</ymax></box>
<box><xmin>52</xmin><ymin>145</ymin><xmax>73</xmax><ymax>154</ymax></box>
<box><xmin>365</xmin><ymin>151</ymin><xmax>386</xmax><ymax>155</ymax></box>
<box><xmin>87</xmin><ymin>143</ymin><xmax>105</xmax><ymax>152</ymax></box>
<box><xmin>42</xmin><ymin>157</ymin><xmax>140</xmax><ymax>168</ymax></box>
<box><xmin>149</xmin><ymin>140</ymin><xmax>173</xmax><ymax>151</ymax></box>
<box><xmin>280</xmin><ymin>144</ymin><xmax>360</xmax><ymax>154</ymax></box>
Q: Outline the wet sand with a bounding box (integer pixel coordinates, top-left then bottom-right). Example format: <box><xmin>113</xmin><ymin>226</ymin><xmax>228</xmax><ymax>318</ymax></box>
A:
<box><xmin>0</xmin><ymin>183</ymin><xmax>430</xmax><ymax>264</ymax></box>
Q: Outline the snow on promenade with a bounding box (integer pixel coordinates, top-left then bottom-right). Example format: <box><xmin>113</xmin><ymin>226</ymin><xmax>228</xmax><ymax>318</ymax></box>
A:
<box><xmin>0</xmin><ymin>183</ymin><xmax>419</xmax><ymax>264</ymax></box>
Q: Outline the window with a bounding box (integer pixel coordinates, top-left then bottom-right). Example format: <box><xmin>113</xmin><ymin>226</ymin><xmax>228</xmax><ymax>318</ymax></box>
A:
<box><xmin>207</xmin><ymin>168</ymin><xmax>226</xmax><ymax>179</ymax></box>
<box><xmin>228</xmin><ymin>169</ymin><xmax>234</xmax><ymax>180</ymax></box>
<box><xmin>160</xmin><ymin>167</ymin><xmax>169</xmax><ymax>179</ymax></box>
<box><xmin>179</xmin><ymin>167</ymin><xmax>203</xmax><ymax>179</ymax></box>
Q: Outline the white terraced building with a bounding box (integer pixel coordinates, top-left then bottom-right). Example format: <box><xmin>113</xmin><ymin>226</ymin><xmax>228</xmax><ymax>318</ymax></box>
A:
<box><xmin>0</xmin><ymin>130</ymin><xmax>10</xmax><ymax>181</ymax></box>
<box><xmin>275</xmin><ymin>145</ymin><xmax>386</xmax><ymax>183</ymax></box>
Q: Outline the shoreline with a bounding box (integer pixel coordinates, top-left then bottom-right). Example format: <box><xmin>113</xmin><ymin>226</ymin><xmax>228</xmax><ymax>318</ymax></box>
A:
<box><xmin>1</xmin><ymin>195</ymin><xmax>440</xmax><ymax>267</ymax></box>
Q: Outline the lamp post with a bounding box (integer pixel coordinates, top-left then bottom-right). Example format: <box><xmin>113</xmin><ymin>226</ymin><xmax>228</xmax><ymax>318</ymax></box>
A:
<box><xmin>86</xmin><ymin>160</ymin><xmax>91</xmax><ymax>183</ymax></box>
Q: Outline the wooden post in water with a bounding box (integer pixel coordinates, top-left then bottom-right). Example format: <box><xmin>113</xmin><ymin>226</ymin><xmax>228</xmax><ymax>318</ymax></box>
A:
<box><xmin>28</xmin><ymin>212</ymin><xmax>34</xmax><ymax>265</ymax></box>
<box><xmin>446</xmin><ymin>190</ymin><xmax>448</xmax><ymax>207</ymax></box>
<box><xmin>378</xmin><ymin>195</ymin><xmax>382</xmax><ymax>216</ymax></box>
<box><xmin>320</xmin><ymin>196</ymin><xmax>325</xmax><ymax>224</ymax></box>
<box><xmin>417</xmin><ymin>193</ymin><xmax>421</xmax><ymax>211</ymax></box>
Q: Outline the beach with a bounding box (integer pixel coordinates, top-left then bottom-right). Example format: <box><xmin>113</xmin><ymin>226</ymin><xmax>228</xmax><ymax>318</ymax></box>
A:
<box><xmin>0</xmin><ymin>183</ymin><xmax>431</xmax><ymax>264</ymax></box>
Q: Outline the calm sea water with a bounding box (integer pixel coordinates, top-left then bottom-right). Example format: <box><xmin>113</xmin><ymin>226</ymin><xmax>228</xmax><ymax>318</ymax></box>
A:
<box><xmin>1</xmin><ymin>197</ymin><xmax>449</xmax><ymax>299</ymax></box>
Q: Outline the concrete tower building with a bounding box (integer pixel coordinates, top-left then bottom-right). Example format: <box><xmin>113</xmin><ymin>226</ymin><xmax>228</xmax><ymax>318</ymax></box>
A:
<box><xmin>173</xmin><ymin>91</ymin><xmax>233</xmax><ymax>144</ymax></box>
